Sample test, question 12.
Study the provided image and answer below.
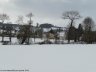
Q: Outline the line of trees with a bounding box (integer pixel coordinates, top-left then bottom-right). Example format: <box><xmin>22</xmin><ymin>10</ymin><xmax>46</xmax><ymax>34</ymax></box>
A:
<box><xmin>63</xmin><ymin>11</ymin><xmax>96</xmax><ymax>44</ymax></box>
<box><xmin>0</xmin><ymin>11</ymin><xmax>96</xmax><ymax>45</ymax></box>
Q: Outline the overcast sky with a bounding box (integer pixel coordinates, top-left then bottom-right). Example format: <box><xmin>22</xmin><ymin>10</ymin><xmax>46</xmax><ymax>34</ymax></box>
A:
<box><xmin>0</xmin><ymin>0</ymin><xmax>96</xmax><ymax>26</ymax></box>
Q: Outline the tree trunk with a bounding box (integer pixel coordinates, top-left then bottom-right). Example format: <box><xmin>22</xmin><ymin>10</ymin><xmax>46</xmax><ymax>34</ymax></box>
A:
<box><xmin>2</xmin><ymin>36</ymin><xmax>4</xmax><ymax>42</ymax></box>
<box><xmin>2</xmin><ymin>30</ymin><xmax>4</xmax><ymax>42</ymax></box>
<box><xmin>70</xmin><ymin>20</ymin><xmax>74</xmax><ymax>27</ymax></box>
<box><xmin>9</xmin><ymin>30</ymin><xmax>12</xmax><ymax>44</ymax></box>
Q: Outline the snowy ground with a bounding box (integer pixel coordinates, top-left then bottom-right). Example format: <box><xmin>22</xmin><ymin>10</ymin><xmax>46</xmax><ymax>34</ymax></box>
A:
<box><xmin>0</xmin><ymin>37</ymin><xmax>45</xmax><ymax>45</ymax></box>
<box><xmin>0</xmin><ymin>45</ymin><xmax>96</xmax><ymax>72</ymax></box>
<box><xmin>0</xmin><ymin>37</ymin><xmax>74</xmax><ymax>45</ymax></box>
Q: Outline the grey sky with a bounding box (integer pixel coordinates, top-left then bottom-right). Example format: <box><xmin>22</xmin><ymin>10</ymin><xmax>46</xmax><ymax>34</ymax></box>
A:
<box><xmin>0</xmin><ymin>0</ymin><xmax>96</xmax><ymax>26</ymax></box>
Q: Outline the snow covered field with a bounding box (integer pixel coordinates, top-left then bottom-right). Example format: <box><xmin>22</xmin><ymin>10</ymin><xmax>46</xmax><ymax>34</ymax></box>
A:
<box><xmin>0</xmin><ymin>45</ymin><xmax>96</xmax><ymax>72</ymax></box>
<box><xmin>0</xmin><ymin>37</ymin><xmax>76</xmax><ymax>45</ymax></box>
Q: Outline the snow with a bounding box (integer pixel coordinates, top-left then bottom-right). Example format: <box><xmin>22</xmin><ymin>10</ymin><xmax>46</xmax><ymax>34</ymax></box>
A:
<box><xmin>0</xmin><ymin>45</ymin><xmax>96</xmax><ymax>72</ymax></box>
<box><xmin>0</xmin><ymin>37</ymin><xmax>67</xmax><ymax>45</ymax></box>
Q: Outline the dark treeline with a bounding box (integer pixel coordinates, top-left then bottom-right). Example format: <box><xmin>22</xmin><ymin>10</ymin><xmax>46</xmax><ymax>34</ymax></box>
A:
<box><xmin>0</xmin><ymin>11</ymin><xmax>96</xmax><ymax>45</ymax></box>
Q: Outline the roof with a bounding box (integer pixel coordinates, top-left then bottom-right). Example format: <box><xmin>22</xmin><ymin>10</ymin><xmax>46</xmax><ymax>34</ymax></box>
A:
<box><xmin>0</xmin><ymin>22</ymin><xmax>20</xmax><ymax>30</ymax></box>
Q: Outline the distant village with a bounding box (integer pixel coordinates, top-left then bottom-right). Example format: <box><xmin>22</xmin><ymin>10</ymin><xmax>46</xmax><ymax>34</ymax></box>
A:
<box><xmin>0</xmin><ymin>22</ymin><xmax>67</xmax><ymax>45</ymax></box>
<box><xmin>0</xmin><ymin>11</ymin><xmax>96</xmax><ymax>45</ymax></box>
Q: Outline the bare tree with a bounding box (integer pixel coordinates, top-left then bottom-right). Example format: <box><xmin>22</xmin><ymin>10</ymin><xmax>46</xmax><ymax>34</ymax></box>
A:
<box><xmin>6</xmin><ymin>25</ymin><xmax>13</xmax><ymax>44</ymax></box>
<box><xmin>17</xmin><ymin>25</ymin><xmax>33</xmax><ymax>44</ymax></box>
<box><xmin>62</xmin><ymin>11</ymin><xmax>81</xmax><ymax>26</ymax></box>
<box><xmin>16</xmin><ymin>13</ymin><xmax>34</xmax><ymax>45</ymax></box>
<box><xmin>62</xmin><ymin>11</ymin><xmax>81</xmax><ymax>43</ymax></box>
<box><xmin>0</xmin><ymin>13</ymin><xmax>10</xmax><ymax>23</ymax></box>
<box><xmin>26</xmin><ymin>12</ymin><xmax>33</xmax><ymax>44</ymax></box>
<box><xmin>0</xmin><ymin>13</ymin><xmax>10</xmax><ymax>42</ymax></box>
<box><xmin>83</xmin><ymin>17</ymin><xmax>94</xmax><ymax>31</ymax></box>
<box><xmin>26</xmin><ymin>12</ymin><xmax>33</xmax><ymax>25</ymax></box>
<box><xmin>82</xmin><ymin>17</ymin><xmax>95</xmax><ymax>44</ymax></box>
<box><xmin>16</xmin><ymin>16</ymin><xmax>24</xmax><ymax>25</ymax></box>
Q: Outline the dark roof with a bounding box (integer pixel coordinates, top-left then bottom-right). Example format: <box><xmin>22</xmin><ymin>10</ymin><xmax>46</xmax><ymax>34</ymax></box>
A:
<box><xmin>0</xmin><ymin>22</ymin><xmax>19</xmax><ymax>27</ymax></box>
<box><xmin>0</xmin><ymin>22</ymin><xmax>20</xmax><ymax>30</ymax></box>
<box><xmin>39</xmin><ymin>23</ymin><xmax>54</xmax><ymax>28</ymax></box>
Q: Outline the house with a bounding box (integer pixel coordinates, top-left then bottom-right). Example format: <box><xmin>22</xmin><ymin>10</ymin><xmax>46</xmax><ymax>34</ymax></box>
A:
<box><xmin>0</xmin><ymin>22</ymin><xmax>20</xmax><ymax>36</ymax></box>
